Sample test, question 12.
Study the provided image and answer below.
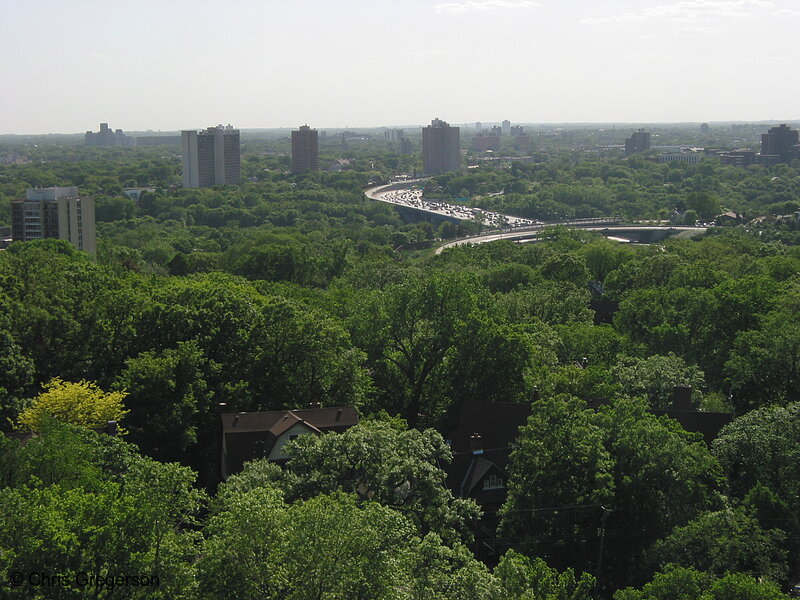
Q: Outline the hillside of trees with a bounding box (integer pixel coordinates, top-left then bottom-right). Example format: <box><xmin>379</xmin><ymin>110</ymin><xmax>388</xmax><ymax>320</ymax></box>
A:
<box><xmin>1</xmin><ymin>128</ymin><xmax>800</xmax><ymax>598</ymax></box>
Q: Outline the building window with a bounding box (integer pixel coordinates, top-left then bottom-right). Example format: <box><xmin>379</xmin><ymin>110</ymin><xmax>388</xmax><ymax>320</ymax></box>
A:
<box><xmin>483</xmin><ymin>474</ymin><xmax>504</xmax><ymax>490</ymax></box>
<box><xmin>288</xmin><ymin>433</ymin><xmax>300</xmax><ymax>441</ymax></box>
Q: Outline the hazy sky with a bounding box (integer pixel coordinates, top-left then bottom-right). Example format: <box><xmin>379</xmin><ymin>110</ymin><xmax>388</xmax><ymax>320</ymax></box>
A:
<box><xmin>2</xmin><ymin>0</ymin><xmax>799</xmax><ymax>134</ymax></box>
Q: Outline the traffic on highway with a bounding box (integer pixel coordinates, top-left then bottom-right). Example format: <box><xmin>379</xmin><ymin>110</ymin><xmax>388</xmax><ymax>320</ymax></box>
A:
<box><xmin>374</xmin><ymin>187</ymin><xmax>538</xmax><ymax>229</ymax></box>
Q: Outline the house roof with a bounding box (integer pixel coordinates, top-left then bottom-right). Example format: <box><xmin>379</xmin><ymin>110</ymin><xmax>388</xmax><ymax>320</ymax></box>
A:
<box><xmin>447</xmin><ymin>400</ymin><xmax>531</xmax><ymax>454</ymax></box>
<box><xmin>446</xmin><ymin>448</ymin><xmax>512</xmax><ymax>500</ymax></box>
<box><xmin>267</xmin><ymin>412</ymin><xmax>322</xmax><ymax>439</ymax></box>
<box><xmin>221</xmin><ymin>406</ymin><xmax>359</xmax><ymax>480</ymax></box>
<box><xmin>222</xmin><ymin>406</ymin><xmax>358</xmax><ymax>435</ymax></box>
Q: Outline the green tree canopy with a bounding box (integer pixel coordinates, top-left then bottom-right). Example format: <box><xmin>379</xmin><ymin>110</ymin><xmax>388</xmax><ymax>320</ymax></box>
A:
<box><xmin>500</xmin><ymin>396</ymin><xmax>724</xmax><ymax>591</ymax></box>
<box><xmin>282</xmin><ymin>421</ymin><xmax>481</xmax><ymax>544</ymax></box>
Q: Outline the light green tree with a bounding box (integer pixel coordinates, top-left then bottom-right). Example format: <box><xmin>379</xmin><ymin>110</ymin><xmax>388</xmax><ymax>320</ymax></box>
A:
<box><xmin>16</xmin><ymin>378</ymin><xmax>128</xmax><ymax>432</ymax></box>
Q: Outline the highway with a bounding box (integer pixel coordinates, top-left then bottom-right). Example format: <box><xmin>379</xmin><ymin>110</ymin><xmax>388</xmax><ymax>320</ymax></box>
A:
<box><xmin>435</xmin><ymin>224</ymin><xmax>707</xmax><ymax>254</ymax></box>
<box><xmin>363</xmin><ymin>179</ymin><xmax>707</xmax><ymax>254</ymax></box>
<box><xmin>364</xmin><ymin>180</ymin><xmax>539</xmax><ymax>229</ymax></box>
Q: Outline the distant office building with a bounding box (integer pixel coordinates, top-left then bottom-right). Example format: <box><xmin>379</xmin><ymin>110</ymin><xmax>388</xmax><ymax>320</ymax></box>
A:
<box><xmin>514</xmin><ymin>135</ymin><xmax>530</xmax><ymax>149</ymax></box>
<box><xmin>490</xmin><ymin>125</ymin><xmax>502</xmax><ymax>137</ymax></box>
<box><xmin>471</xmin><ymin>135</ymin><xmax>501</xmax><ymax>152</ymax></box>
<box><xmin>384</xmin><ymin>129</ymin><xmax>412</xmax><ymax>154</ymax></box>
<box><xmin>85</xmin><ymin>123</ymin><xmax>131</xmax><ymax>147</ymax></box>
<box><xmin>291</xmin><ymin>125</ymin><xmax>319</xmax><ymax>173</ymax></box>
<box><xmin>658</xmin><ymin>153</ymin><xmax>703</xmax><ymax>165</ymax></box>
<box><xmin>759</xmin><ymin>124</ymin><xmax>800</xmax><ymax>165</ymax></box>
<box><xmin>11</xmin><ymin>186</ymin><xmax>96</xmax><ymax>254</ymax></box>
<box><xmin>399</xmin><ymin>138</ymin><xmax>413</xmax><ymax>155</ymax></box>
<box><xmin>625</xmin><ymin>129</ymin><xmax>651</xmax><ymax>155</ymax></box>
<box><xmin>385</xmin><ymin>129</ymin><xmax>404</xmax><ymax>142</ymax></box>
<box><xmin>510</xmin><ymin>125</ymin><xmax>524</xmax><ymax>137</ymax></box>
<box><xmin>700</xmin><ymin>123</ymin><xmax>710</xmax><ymax>135</ymax></box>
<box><xmin>422</xmin><ymin>118</ymin><xmax>461</xmax><ymax>174</ymax></box>
<box><xmin>502</xmin><ymin>120</ymin><xmax>511</xmax><ymax>136</ymax></box>
<box><xmin>181</xmin><ymin>125</ymin><xmax>241</xmax><ymax>188</ymax></box>
<box><xmin>475</xmin><ymin>122</ymin><xmax>482</xmax><ymax>130</ymax></box>
<box><xmin>134</xmin><ymin>135</ymin><xmax>182</xmax><ymax>147</ymax></box>
<box><xmin>757</xmin><ymin>153</ymin><xmax>783</xmax><ymax>167</ymax></box>
<box><xmin>720</xmin><ymin>150</ymin><xmax>756</xmax><ymax>168</ymax></box>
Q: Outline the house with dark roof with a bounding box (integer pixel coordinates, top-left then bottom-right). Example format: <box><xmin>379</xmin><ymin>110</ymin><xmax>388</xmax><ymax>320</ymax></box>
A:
<box><xmin>447</xmin><ymin>389</ymin><xmax>731</xmax><ymax>508</ymax></box>
<box><xmin>445</xmin><ymin>400</ymin><xmax>533</xmax><ymax>560</ymax></box>
<box><xmin>444</xmin><ymin>390</ymin><xmax>732</xmax><ymax>561</ymax></box>
<box><xmin>220</xmin><ymin>404</ymin><xmax>358</xmax><ymax>479</ymax></box>
<box><xmin>445</xmin><ymin>400</ymin><xmax>531</xmax><ymax>511</ymax></box>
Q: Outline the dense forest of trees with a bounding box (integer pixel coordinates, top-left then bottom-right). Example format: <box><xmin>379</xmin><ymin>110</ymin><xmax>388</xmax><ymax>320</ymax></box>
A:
<box><xmin>1</xmin><ymin>129</ymin><xmax>800</xmax><ymax>598</ymax></box>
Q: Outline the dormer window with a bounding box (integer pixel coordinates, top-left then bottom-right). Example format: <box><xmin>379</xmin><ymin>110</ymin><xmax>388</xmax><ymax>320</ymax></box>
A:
<box><xmin>483</xmin><ymin>474</ymin><xmax>504</xmax><ymax>490</ymax></box>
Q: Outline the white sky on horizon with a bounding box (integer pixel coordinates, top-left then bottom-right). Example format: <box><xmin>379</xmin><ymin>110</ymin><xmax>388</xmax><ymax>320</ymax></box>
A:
<box><xmin>1</xmin><ymin>0</ymin><xmax>799</xmax><ymax>134</ymax></box>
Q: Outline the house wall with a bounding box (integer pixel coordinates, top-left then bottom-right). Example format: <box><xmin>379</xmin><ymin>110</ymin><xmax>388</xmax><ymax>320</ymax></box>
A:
<box><xmin>267</xmin><ymin>422</ymin><xmax>317</xmax><ymax>461</ymax></box>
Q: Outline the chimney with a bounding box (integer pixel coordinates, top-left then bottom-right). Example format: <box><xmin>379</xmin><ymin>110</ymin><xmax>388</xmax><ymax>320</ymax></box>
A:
<box><xmin>671</xmin><ymin>385</ymin><xmax>693</xmax><ymax>411</ymax></box>
<box><xmin>470</xmin><ymin>432</ymin><xmax>484</xmax><ymax>455</ymax></box>
<box><xmin>336</xmin><ymin>408</ymin><xmax>342</xmax><ymax>421</ymax></box>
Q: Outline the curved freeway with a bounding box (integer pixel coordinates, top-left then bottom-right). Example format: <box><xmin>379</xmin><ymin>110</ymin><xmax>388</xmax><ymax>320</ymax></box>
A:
<box><xmin>363</xmin><ymin>180</ymin><xmax>707</xmax><ymax>254</ymax></box>
<box><xmin>365</xmin><ymin>179</ymin><xmax>539</xmax><ymax>229</ymax></box>
<box><xmin>435</xmin><ymin>224</ymin><xmax>707</xmax><ymax>254</ymax></box>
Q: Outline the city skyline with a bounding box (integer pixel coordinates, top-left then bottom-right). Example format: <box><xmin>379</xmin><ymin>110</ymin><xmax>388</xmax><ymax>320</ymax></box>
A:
<box><xmin>2</xmin><ymin>0</ymin><xmax>799</xmax><ymax>135</ymax></box>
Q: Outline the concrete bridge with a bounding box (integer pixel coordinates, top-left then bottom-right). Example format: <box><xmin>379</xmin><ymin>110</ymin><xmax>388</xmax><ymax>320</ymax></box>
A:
<box><xmin>363</xmin><ymin>180</ymin><xmax>706</xmax><ymax>253</ymax></box>
<box><xmin>435</xmin><ymin>223</ymin><xmax>707</xmax><ymax>254</ymax></box>
<box><xmin>365</xmin><ymin>179</ymin><xmax>538</xmax><ymax>229</ymax></box>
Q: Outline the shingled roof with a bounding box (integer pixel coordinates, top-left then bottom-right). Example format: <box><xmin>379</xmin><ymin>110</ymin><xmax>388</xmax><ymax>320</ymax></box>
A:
<box><xmin>446</xmin><ymin>400</ymin><xmax>531</xmax><ymax>454</ymax></box>
<box><xmin>221</xmin><ymin>406</ymin><xmax>357</xmax><ymax>435</ymax></box>
<box><xmin>220</xmin><ymin>405</ymin><xmax>359</xmax><ymax>479</ymax></box>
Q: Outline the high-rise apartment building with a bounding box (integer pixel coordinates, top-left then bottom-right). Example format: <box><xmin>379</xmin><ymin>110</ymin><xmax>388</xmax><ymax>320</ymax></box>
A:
<box><xmin>759</xmin><ymin>124</ymin><xmax>800</xmax><ymax>165</ymax></box>
<box><xmin>625</xmin><ymin>129</ymin><xmax>651</xmax><ymax>155</ymax></box>
<box><xmin>181</xmin><ymin>125</ymin><xmax>241</xmax><ymax>188</ymax></box>
<box><xmin>291</xmin><ymin>125</ymin><xmax>319</xmax><ymax>173</ymax></box>
<box><xmin>502</xmin><ymin>119</ymin><xmax>511</xmax><ymax>136</ymax></box>
<box><xmin>11</xmin><ymin>186</ymin><xmax>96</xmax><ymax>254</ymax></box>
<box><xmin>384</xmin><ymin>129</ymin><xmax>404</xmax><ymax>142</ymax></box>
<box><xmin>384</xmin><ymin>129</ymin><xmax>412</xmax><ymax>155</ymax></box>
<box><xmin>422</xmin><ymin>118</ymin><xmax>460</xmax><ymax>175</ymax></box>
<box><xmin>85</xmin><ymin>122</ymin><xmax>131</xmax><ymax>147</ymax></box>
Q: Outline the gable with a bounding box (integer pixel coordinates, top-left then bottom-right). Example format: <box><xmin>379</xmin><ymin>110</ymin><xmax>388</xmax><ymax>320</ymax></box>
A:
<box><xmin>267</xmin><ymin>421</ymin><xmax>319</xmax><ymax>461</ymax></box>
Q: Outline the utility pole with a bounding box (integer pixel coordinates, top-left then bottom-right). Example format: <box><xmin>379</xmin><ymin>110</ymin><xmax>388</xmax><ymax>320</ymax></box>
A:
<box><xmin>595</xmin><ymin>506</ymin><xmax>609</xmax><ymax>594</ymax></box>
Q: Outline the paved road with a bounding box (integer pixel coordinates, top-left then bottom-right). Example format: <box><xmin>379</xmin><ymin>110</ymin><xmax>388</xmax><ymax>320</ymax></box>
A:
<box><xmin>365</xmin><ymin>180</ymin><xmax>538</xmax><ymax>229</ymax></box>
<box><xmin>363</xmin><ymin>180</ymin><xmax>706</xmax><ymax>254</ymax></box>
<box><xmin>435</xmin><ymin>224</ymin><xmax>707</xmax><ymax>254</ymax></box>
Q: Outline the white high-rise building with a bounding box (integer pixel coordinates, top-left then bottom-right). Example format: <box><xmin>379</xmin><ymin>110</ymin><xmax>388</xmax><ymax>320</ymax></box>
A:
<box><xmin>181</xmin><ymin>125</ymin><xmax>241</xmax><ymax>188</ymax></box>
<box><xmin>11</xmin><ymin>187</ymin><xmax>96</xmax><ymax>254</ymax></box>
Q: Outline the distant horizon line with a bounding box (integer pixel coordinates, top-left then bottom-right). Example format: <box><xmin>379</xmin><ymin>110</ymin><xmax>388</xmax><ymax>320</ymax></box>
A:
<box><xmin>2</xmin><ymin>118</ymin><xmax>799</xmax><ymax>137</ymax></box>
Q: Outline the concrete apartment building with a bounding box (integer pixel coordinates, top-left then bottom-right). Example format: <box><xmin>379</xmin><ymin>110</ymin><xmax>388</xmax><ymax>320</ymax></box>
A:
<box><xmin>760</xmin><ymin>124</ymin><xmax>800</xmax><ymax>165</ymax></box>
<box><xmin>422</xmin><ymin>118</ymin><xmax>460</xmax><ymax>174</ymax></box>
<box><xmin>625</xmin><ymin>129</ymin><xmax>651</xmax><ymax>155</ymax></box>
<box><xmin>85</xmin><ymin>122</ymin><xmax>131</xmax><ymax>147</ymax></box>
<box><xmin>181</xmin><ymin>125</ymin><xmax>241</xmax><ymax>188</ymax></box>
<box><xmin>291</xmin><ymin>125</ymin><xmax>319</xmax><ymax>173</ymax></box>
<box><xmin>11</xmin><ymin>186</ymin><xmax>96</xmax><ymax>254</ymax></box>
